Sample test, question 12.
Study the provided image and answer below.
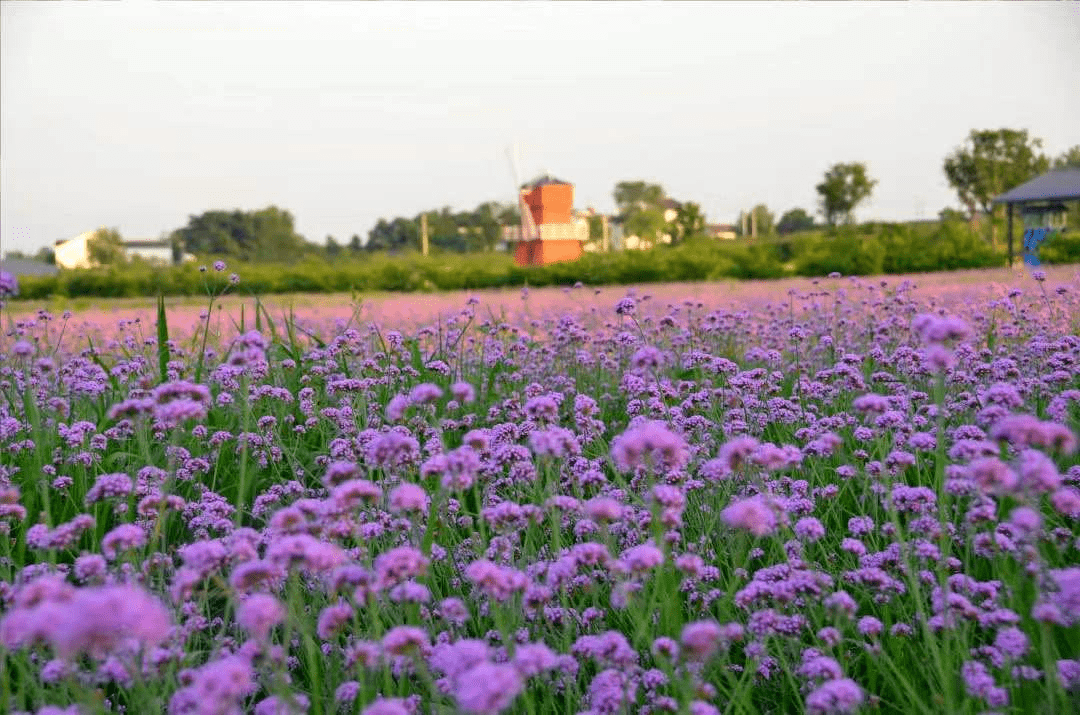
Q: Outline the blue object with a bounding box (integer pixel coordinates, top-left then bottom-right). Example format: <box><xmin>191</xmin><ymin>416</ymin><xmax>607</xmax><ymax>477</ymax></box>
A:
<box><xmin>1022</xmin><ymin>227</ymin><xmax>1059</xmax><ymax>267</ymax></box>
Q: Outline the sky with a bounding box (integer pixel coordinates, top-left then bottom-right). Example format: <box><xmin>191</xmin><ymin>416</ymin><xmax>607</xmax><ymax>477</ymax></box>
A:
<box><xmin>2</xmin><ymin>2</ymin><xmax>1078</xmax><ymax>255</ymax></box>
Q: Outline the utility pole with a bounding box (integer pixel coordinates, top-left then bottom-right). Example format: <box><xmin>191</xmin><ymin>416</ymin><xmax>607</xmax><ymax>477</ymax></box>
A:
<box><xmin>741</xmin><ymin>211</ymin><xmax>748</xmax><ymax>237</ymax></box>
<box><xmin>601</xmin><ymin>215</ymin><xmax>610</xmax><ymax>253</ymax></box>
<box><xmin>421</xmin><ymin>213</ymin><xmax>429</xmax><ymax>257</ymax></box>
<box><xmin>751</xmin><ymin>207</ymin><xmax>757</xmax><ymax>238</ymax></box>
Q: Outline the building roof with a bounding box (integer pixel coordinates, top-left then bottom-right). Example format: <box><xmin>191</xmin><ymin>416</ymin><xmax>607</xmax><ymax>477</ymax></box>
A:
<box><xmin>123</xmin><ymin>239</ymin><xmax>171</xmax><ymax>249</ymax></box>
<box><xmin>522</xmin><ymin>174</ymin><xmax>572</xmax><ymax>189</ymax></box>
<box><xmin>0</xmin><ymin>258</ymin><xmax>59</xmax><ymax>277</ymax></box>
<box><xmin>993</xmin><ymin>168</ymin><xmax>1080</xmax><ymax>205</ymax></box>
<box><xmin>659</xmin><ymin>198</ymin><xmax>683</xmax><ymax>210</ymax></box>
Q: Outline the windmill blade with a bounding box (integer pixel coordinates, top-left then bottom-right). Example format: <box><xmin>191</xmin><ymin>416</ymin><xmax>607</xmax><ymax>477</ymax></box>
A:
<box><xmin>506</xmin><ymin>143</ymin><xmax>538</xmax><ymax>242</ymax></box>
<box><xmin>505</xmin><ymin>145</ymin><xmax>522</xmax><ymax>189</ymax></box>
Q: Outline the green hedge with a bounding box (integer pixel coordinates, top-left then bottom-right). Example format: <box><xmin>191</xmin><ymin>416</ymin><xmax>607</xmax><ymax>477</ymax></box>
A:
<box><xmin>11</xmin><ymin>222</ymin><xmax>1064</xmax><ymax>301</ymax></box>
<box><xmin>1037</xmin><ymin>230</ymin><xmax>1080</xmax><ymax>265</ymax></box>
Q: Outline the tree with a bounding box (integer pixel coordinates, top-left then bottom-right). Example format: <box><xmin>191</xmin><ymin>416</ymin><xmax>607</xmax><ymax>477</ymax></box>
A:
<box><xmin>1053</xmin><ymin>146</ymin><xmax>1080</xmax><ymax>232</ymax></box>
<box><xmin>671</xmin><ymin>202</ymin><xmax>706</xmax><ymax>244</ymax></box>
<box><xmin>777</xmin><ymin>208</ymin><xmax>815</xmax><ymax>235</ymax></box>
<box><xmin>467</xmin><ymin>202</ymin><xmax>504</xmax><ymax>252</ymax></box>
<box><xmin>625</xmin><ymin>209</ymin><xmax>668</xmax><ymax>248</ymax></box>
<box><xmin>325</xmin><ymin>235</ymin><xmax>342</xmax><ymax>257</ymax></box>
<box><xmin>943</xmin><ymin>129</ymin><xmax>1050</xmax><ymax>246</ymax></box>
<box><xmin>816</xmin><ymin>163</ymin><xmax>877</xmax><ymax>226</ymax></box>
<box><xmin>496</xmin><ymin>204</ymin><xmax>520</xmax><ymax>226</ymax></box>
<box><xmin>587</xmin><ymin>215</ymin><xmax>605</xmax><ymax>242</ymax></box>
<box><xmin>88</xmin><ymin>228</ymin><xmax>126</xmax><ymax>266</ymax></box>
<box><xmin>170</xmin><ymin>206</ymin><xmax>308</xmax><ymax>262</ymax></box>
<box><xmin>348</xmin><ymin>234</ymin><xmax>363</xmax><ymax>254</ymax></box>
<box><xmin>614</xmin><ymin>181</ymin><xmax>665</xmax><ymax>216</ymax></box>
<box><xmin>738</xmin><ymin>204</ymin><xmax>776</xmax><ymax>237</ymax></box>
<box><xmin>1054</xmin><ymin>145</ymin><xmax>1080</xmax><ymax>169</ymax></box>
<box><xmin>367</xmin><ymin>217</ymin><xmax>420</xmax><ymax>253</ymax></box>
<box><xmin>938</xmin><ymin>207</ymin><xmax>968</xmax><ymax>224</ymax></box>
<box><xmin>426</xmin><ymin>207</ymin><xmax>465</xmax><ymax>253</ymax></box>
<box><xmin>614</xmin><ymin>181</ymin><xmax>668</xmax><ymax>247</ymax></box>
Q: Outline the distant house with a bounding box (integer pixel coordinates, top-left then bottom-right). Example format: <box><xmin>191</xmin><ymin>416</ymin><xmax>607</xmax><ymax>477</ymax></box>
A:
<box><xmin>0</xmin><ymin>257</ymin><xmax>59</xmax><ymax>278</ymax></box>
<box><xmin>623</xmin><ymin>233</ymin><xmax>669</xmax><ymax>251</ymax></box>
<box><xmin>53</xmin><ymin>230</ymin><xmax>195</xmax><ymax>269</ymax></box>
<box><xmin>124</xmin><ymin>239</ymin><xmax>176</xmax><ymax>265</ymax></box>
<box><xmin>54</xmin><ymin>230</ymin><xmax>98</xmax><ymax>269</ymax></box>
<box><xmin>705</xmin><ymin>223</ymin><xmax>737</xmax><ymax>240</ymax></box>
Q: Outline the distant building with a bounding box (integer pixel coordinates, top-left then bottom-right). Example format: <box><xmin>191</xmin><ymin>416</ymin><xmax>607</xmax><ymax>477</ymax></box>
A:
<box><xmin>0</xmin><ymin>257</ymin><xmax>59</xmax><ymax>278</ymax></box>
<box><xmin>510</xmin><ymin>175</ymin><xmax>588</xmax><ymax>267</ymax></box>
<box><xmin>124</xmin><ymin>239</ymin><xmax>176</xmax><ymax>265</ymax></box>
<box><xmin>54</xmin><ymin>230</ymin><xmax>98</xmax><ymax>269</ymax></box>
<box><xmin>53</xmin><ymin>230</ymin><xmax>195</xmax><ymax>269</ymax></box>
<box><xmin>705</xmin><ymin>223</ymin><xmax>737</xmax><ymax>240</ymax></box>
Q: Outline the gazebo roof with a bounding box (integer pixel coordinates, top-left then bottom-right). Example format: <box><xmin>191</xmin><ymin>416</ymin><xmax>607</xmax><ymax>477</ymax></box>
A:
<box><xmin>993</xmin><ymin>168</ymin><xmax>1080</xmax><ymax>205</ymax></box>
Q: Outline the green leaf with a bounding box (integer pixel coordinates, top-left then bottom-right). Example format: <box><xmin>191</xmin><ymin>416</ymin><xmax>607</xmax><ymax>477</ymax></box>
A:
<box><xmin>156</xmin><ymin>294</ymin><xmax>170</xmax><ymax>384</ymax></box>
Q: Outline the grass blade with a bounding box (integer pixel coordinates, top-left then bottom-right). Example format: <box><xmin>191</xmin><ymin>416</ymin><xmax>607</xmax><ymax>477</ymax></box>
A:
<box><xmin>156</xmin><ymin>294</ymin><xmax>170</xmax><ymax>384</ymax></box>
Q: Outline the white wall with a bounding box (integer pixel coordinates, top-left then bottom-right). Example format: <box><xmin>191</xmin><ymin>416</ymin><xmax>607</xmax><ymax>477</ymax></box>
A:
<box><xmin>53</xmin><ymin>231</ymin><xmax>95</xmax><ymax>269</ymax></box>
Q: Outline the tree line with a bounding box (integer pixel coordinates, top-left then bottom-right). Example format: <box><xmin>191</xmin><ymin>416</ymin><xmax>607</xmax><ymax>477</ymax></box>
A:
<box><xmin>6</xmin><ymin>129</ymin><xmax>1076</xmax><ymax>267</ymax></box>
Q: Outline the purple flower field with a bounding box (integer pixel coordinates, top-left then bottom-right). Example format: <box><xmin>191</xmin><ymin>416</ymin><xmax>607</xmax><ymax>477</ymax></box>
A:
<box><xmin>0</xmin><ymin>267</ymin><xmax>1079</xmax><ymax>715</ymax></box>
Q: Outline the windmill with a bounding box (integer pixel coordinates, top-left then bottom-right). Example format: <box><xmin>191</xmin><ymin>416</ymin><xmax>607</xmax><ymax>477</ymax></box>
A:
<box><xmin>506</xmin><ymin>144</ymin><xmax>540</xmax><ymax>247</ymax></box>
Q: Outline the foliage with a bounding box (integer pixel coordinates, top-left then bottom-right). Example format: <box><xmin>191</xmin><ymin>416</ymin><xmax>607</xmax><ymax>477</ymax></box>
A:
<box><xmin>1037</xmin><ymin>230</ymin><xmax>1080</xmax><ymax>265</ymax></box>
<box><xmin>624</xmin><ymin>209</ymin><xmax>669</xmax><ymax>248</ymax></box>
<box><xmin>1054</xmin><ymin>145</ymin><xmax>1080</xmax><ymax>170</ymax></box>
<box><xmin>943</xmin><ymin>129</ymin><xmax>1050</xmax><ymax>224</ymax></box>
<box><xmin>938</xmin><ymin>208</ymin><xmax>969</xmax><ymax>223</ymax></box>
<box><xmin>10</xmin><ymin>219</ymin><xmax>1037</xmax><ymax>302</ymax></box>
<box><xmin>368</xmin><ymin>202</ymin><xmax>517</xmax><ymax>254</ymax></box>
<box><xmin>324</xmin><ymin>235</ymin><xmax>342</xmax><ymax>257</ymax></box>
<box><xmin>87</xmin><ymin>227</ymin><xmax>127</xmax><ymax>266</ymax></box>
<box><xmin>170</xmin><ymin>206</ymin><xmax>312</xmax><ymax>263</ymax></box>
<box><xmin>2</xmin><ymin>266</ymin><xmax>1079</xmax><ymax>715</ymax></box>
<box><xmin>367</xmin><ymin>217</ymin><xmax>420</xmax><ymax>253</ymax></box>
<box><xmin>2</xmin><ymin>247</ymin><xmax>55</xmax><ymax>265</ymax></box>
<box><xmin>737</xmin><ymin>204</ymin><xmax>776</xmax><ymax>238</ymax></box>
<box><xmin>613</xmin><ymin>180</ymin><xmax>665</xmax><ymax>214</ymax></box>
<box><xmin>587</xmin><ymin>215</ymin><xmax>605</xmax><ymax>242</ymax></box>
<box><xmin>816</xmin><ymin>163</ymin><xmax>877</xmax><ymax>226</ymax></box>
<box><xmin>777</xmin><ymin>207</ymin><xmax>814</xmax><ymax>236</ymax></box>
<box><xmin>670</xmin><ymin>202</ymin><xmax>706</xmax><ymax>244</ymax></box>
<box><xmin>614</xmin><ymin>181</ymin><xmax>669</xmax><ymax>247</ymax></box>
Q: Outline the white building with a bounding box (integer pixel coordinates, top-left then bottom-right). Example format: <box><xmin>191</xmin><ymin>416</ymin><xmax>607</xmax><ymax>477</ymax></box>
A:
<box><xmin>124</xmin><ymin>239</ymin><xmax>176</xmax><ymax>265</ymax></box>
<box><xmin>53</xmin><ymin>230</ymin><xmax>195</xmax><ymax>269</ymax></box>
<box><xmin>53</xmin><ymin>230</ymin><xmax>98</xmax><ymax>269</ymax></box>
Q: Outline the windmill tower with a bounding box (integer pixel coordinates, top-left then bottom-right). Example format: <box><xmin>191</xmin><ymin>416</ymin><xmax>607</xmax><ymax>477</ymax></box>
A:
<box><xmin>505</xmin><ymin>146</ymin><xmax>586</xmax><ymax>267</ymax></box>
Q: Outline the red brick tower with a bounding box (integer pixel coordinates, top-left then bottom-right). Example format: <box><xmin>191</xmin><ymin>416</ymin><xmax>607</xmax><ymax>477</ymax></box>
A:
<box><xmin>514</xmin><ymin>175</ymin><xmax>586</xmax><ymax>267</ymax></box>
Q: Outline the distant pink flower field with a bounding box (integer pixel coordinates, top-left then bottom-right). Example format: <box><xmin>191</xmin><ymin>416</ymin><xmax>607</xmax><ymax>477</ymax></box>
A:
<box><xmin>3</xmin><ymin>263</ymin><xmax>1077</xmax><ymax>351</ymax></box>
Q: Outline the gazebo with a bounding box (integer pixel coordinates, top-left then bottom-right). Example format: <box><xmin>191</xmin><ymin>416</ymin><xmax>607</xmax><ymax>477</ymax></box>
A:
<box><xmin>993</xmin><ymin>167</ymin><xmax>1080</xmax><ymax>266</ymax></box>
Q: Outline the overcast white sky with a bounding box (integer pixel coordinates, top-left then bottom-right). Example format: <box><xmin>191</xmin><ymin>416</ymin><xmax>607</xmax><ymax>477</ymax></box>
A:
<box><xmin>2</xmin><ymin>2</ymin><xmax>1078</xmax><ymax>254</ymax></box>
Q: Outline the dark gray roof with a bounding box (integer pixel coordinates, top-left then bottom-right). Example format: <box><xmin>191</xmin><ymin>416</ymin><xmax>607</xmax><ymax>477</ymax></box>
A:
<box><xmin>993</xmin><ymin>168</ymin><xmax>1080</xmax><ymax>205</ymax></box>
<box><xmin>522</xmin><ymin>174</ymin><xmax>571</xmax><ymax>189</ymax></box>
<box><xmin>660</xmin><ymin>198</ymin><xmax>682</xmax><ymax>210</ymax></box>
<box><xmin>0</xmin><ymin>258</ymin><xmax>59</xmax><ymax>277</ymax></box>
<box><xmin>123</xmin><ymin>239</ymin><xmax>171</xmax><ymax>249</ymax></box>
